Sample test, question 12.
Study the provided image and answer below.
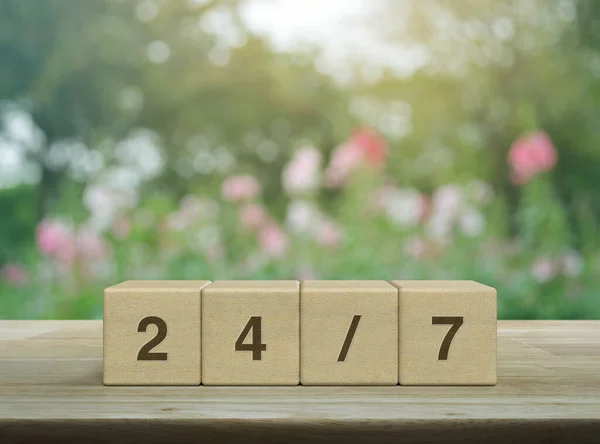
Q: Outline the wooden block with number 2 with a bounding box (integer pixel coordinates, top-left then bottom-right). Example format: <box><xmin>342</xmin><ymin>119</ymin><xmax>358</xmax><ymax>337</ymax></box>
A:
<box><xmin>390</xmin><ymin>280</ymin><xmax>497</xmax><ymax>386</ymax></box>
<box><xmin>103</xmin><ymin>280</ymin><xmax>210</xmax><ymax>385</ymax></box>
<box><xmin>201</xmin><ymin>280</ymin><xmax>299</xmax><ymax>385</ymax></box>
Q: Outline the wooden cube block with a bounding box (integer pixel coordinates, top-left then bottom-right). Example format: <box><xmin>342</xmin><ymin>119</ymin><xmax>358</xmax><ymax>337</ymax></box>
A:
<box><xmin>201</xmin><ymin>280</ymin><xmax>299</xmax><ymax>385</ymax></box>
<box><xmin>103</xmin><ymin>280</ymin><xmax>210</xmax><ymax>385</ymax></box>
<box><xmin>300</xmin><ymin>280</ymin><xmax>398</xmax><ymax>385</ymax></box>
<box><xmin>390</xmin><ymin>280</ymin><xmax>497</xmax><ymax>386</ymax></box>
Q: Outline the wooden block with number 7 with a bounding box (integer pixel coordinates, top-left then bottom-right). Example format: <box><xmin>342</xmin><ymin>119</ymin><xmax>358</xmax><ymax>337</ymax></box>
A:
<box><xmin>390</xmin><ymin>280</ymin><xmax>497</xmax><ymax>386</ymax></box>
<box><xmin>201</xmin><ymin>280</ymin><xmax>299</xmax><ymax>385</ymax></box>
<box><xmin>103</xmin><ymin>280</ymin><xmax>210</xmax><ymax>385</ymax></box>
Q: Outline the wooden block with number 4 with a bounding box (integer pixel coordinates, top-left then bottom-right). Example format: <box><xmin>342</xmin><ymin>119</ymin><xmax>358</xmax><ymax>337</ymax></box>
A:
<box><xmin>390</xmin><ymin>280</ymin><xmax>497</xmax><ymax>386</ymax></box>
<box><xmin>201</xmin><ymin>280</ymin><xmax>299</xmax><ymax>385</ymax></box>
<box><xmin>300</xmin><ymin>280</ymin><xmax>398</xmax><ymax>385</ymax></box>
<box><xmin>103</xmin><ymin>280</ymin><xmax>210</xmax><ymax>385</ymax></box>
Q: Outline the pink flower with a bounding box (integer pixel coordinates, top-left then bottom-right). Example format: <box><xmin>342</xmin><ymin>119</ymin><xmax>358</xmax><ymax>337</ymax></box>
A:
<box><xmin>350</xmin><ymin>127</ymin><xmax>387</xmax><ymax>167</ymax></box>
<box><xmin>257</xmin><ymin>223</ymin><xmax>288</xmax><ymax>259</ymax></box>
<box><xmin>324</xmin><ymin>142</ymin><xmax>363</xmax><ymax>187</ymax></box>
<box><xmin>432</xmin><ymin>185</ymin><xmax>463</xmax><ymax>217</ymax></box>
<box><xmin>83</xmin><ymin>183</ymin><xmax>138</xmax><ymax>232</ymax></box>
<box><xmin>36</xmin><ymin>219</ymin><xmax>75</xmax><ymax>266</ymax></box>
<box><xmin>370</xmin><ymin>184</ymin><xmax>397</xmax><ymax>213</ymax></box>
<box><xmin>1</xmin><ymin>263</ymin><xmax>28</xmax><ymax>286</ymax></box>
<box><xmin>221</xmin><ymin>175</ymin><xmax>260</xmax><ymax>202</ymax></box>
<box><xmin>36</xmin><ymin>219</ymin><xmax>71</xmax><ymax>255</ymax></box>
<box><xmin>36</xmin><ymin>219</ymin><xmax>111</xmax><ymax>274</ymax></box>
<box><xmin>178</xmin><ymin>195</ymin><xmax>205</xmax><ymax>222</ymax></box>
<box><xmin>324</xmin><ymin>128</ymin><xmax>387</xmax><ymax>188</ymax></box>
<box><xmin>458</xmin><ymin>207</ymin><xmax>485</xmax><ymax>238</ymax></box>
<box><xmin>419</xmin><ymin>195</ymin><xmax>432</xmax><ymax>222</ymax></box>
<box><xmin>314</xmin><ymin>220</ymin><xmax>342</xmax><ymax>249</ymax></box>
<box><xmin>239</xmin><ymin>204</ymin><xmax>268</xmax><ymax>230</ymax></box>
<box><xmin>424</xmin><ymin>212</ymin><xmax>453</xmax><ymax>244</ymax></box>
<box><xmin>76</xmin><ymin>227</ymin><xmax>110</xmax><ymax>261</ymax></box>
<box><xmin>508</xmin><ymin>131</ymin><xmax>557</xmax><ymax>185</ymax></box>
<box><xmin>286</xmin><ymin>200</ymin><xmax>319</xmax><ymax>234</ymax></box>
<box><xmin>384</xmin><ymin>188</ymin><xmax>426</xmax><ymax>229</ymax></box>
<box><xmin>404</xmin><ymin>235</ymin><xmax>426</xmax><ymax>259</ymax></box>
<box><xmin>282</xmin><ymin>146</ymin><xmax>321</xmax><ymax>195</ymax></box>
<box><xmin>531</xmin><ymin>257</ymin><xmax>557</xmax><ymax>283</ymax></box>
<box><xmin>561</xmin><ymin>251</ymin><xmax>583</xmax><ymax>277</ymax></box>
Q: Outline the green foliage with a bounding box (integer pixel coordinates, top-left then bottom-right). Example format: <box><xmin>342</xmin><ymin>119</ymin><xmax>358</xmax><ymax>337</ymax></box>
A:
<box><xmin>1</xmin><ymin>0</ymin><xmax>599</xmax><ymax>320</ymax></box>
<box><xmin>0</xmin><ymin>186</ymin><xmax>37</xmax><ymax>262</ymax></box>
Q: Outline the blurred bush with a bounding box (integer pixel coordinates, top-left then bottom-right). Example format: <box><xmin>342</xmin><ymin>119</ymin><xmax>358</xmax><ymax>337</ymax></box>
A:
<box><xmin>1</xmin><ymin>0</ymin><xmax>599</xmax><ymax>319</ymax></box>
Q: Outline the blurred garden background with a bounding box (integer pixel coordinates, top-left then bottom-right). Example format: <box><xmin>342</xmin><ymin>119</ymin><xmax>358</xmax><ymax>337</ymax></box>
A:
<box><xmin>1</xmin><ymin>0</ymin><xmax>600</xmax><ymax>320</ymax></box>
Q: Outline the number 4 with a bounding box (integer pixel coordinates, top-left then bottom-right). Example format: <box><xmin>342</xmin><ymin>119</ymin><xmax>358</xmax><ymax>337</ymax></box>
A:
<box><xmin>235</xmin><ymin>316</ymin><xmax>267</xmax><ymax>360</ymax></box>
<box><xmin>432</xmin><ymin>316</ymin><xmax>463</xmax><ymax>360</ymax></box>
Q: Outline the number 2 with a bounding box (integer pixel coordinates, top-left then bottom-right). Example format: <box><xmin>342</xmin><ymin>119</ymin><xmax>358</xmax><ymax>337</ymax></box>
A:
<box><xmin>137</xmin><ymin>316</ymin><xmax>168</xmax><ymax>361</ymax></box>
<box><xmin>235</xmin><ymin>316</ymin><xmax>267</xmax><ymax>360</ymax></box>
<box><xmin>432</xmin><ymin>316</ymin><xmax>463</xmax><ymax>360</ymax></box>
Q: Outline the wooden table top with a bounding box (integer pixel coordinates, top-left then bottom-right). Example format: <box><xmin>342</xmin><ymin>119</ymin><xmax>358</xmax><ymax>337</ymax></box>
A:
<box><xmin>0</xmin><ymin>320</ymin><xmax>599</xmax><ymax>443</ymax></box>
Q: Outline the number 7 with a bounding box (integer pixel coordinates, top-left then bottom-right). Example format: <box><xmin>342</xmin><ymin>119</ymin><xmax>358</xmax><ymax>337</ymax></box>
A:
<box><xmin>432</xmin><ymin>316</ymin><xmax>463</xmax><ymax>360</ymax></box>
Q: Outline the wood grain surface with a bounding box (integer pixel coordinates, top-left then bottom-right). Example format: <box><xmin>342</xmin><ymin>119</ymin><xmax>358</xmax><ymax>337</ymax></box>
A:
<box><xmin>0</xmin><ymin>320</ymin><xmax>599</xmax><ymax>443</ymax></box>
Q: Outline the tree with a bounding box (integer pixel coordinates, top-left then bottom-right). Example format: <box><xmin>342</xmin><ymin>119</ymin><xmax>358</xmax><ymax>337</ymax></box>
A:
<box><xmin>0</xmin><ymin>0</ymin><xmax>354</xmax><ymax>220</ymax></box>
<box><xmin>350</xmin><ymin>0</ymin><xmax>600</xmax><ymax>245</ymax></box>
